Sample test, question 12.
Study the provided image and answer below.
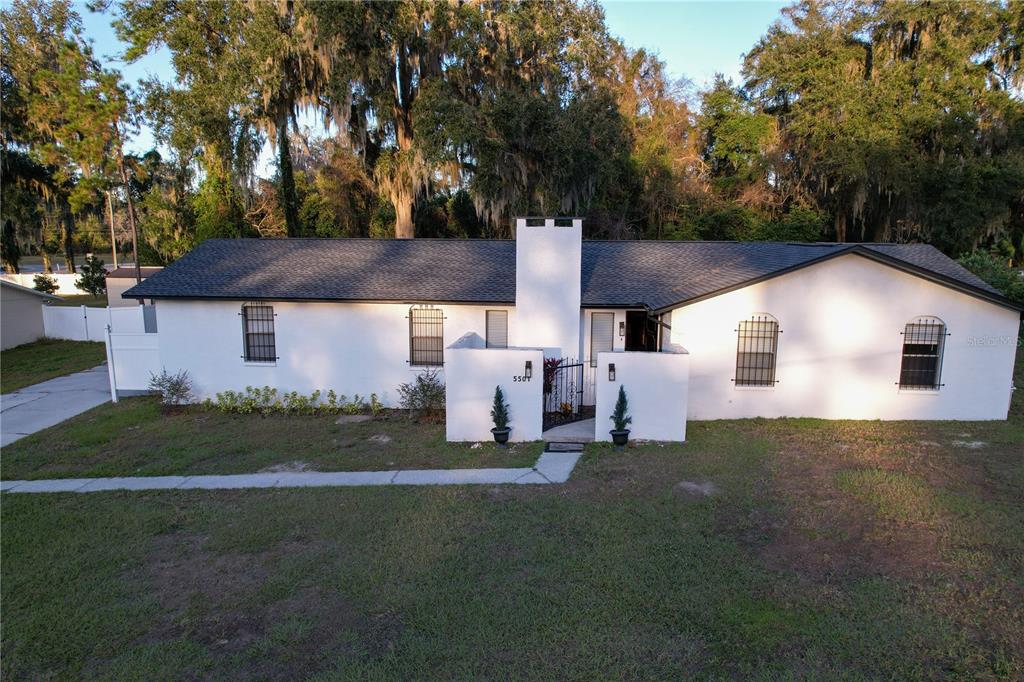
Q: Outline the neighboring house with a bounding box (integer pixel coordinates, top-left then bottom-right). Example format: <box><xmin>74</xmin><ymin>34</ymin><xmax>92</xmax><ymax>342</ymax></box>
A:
<box><xmin>1</xmin><ymin>280</ymin><xmax>59</xmax><ymax>350</ymax></box>
<box><xmin>122</xmin><ymin>219</ymin><xmax>1021</xmax><ymax>435</ymax></box>
<box><xmin>105</xmin><ymin>267</ymin><xmax>162</xmax><ymax>307</ymax></box>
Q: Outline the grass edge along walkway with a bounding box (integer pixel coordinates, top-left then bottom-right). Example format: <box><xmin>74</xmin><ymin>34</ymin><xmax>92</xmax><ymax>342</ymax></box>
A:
<box><xmin>0</xmin><ymin>451</ymin><xmax>582</xmax><ymax>493</ymax></box>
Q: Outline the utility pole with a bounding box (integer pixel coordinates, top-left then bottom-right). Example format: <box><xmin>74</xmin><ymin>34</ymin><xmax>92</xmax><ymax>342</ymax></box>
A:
<box><xmin>105</xmin><ymin>190</ymin><xmax>118</xmax><ymax>269</ymax></box>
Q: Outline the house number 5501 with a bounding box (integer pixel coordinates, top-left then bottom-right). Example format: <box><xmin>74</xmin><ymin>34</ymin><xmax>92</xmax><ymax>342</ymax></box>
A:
<box><xmin>512</xmin><ymin>375</ymin><xmax>531</xmax><ymax>382</ymax></box>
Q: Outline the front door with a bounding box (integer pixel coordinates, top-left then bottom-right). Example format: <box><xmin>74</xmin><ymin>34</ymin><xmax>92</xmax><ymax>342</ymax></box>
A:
<box><xmin>625</xmin><ymin>310</ymin><xmax>658</xmax><ymax>351</ymax></box>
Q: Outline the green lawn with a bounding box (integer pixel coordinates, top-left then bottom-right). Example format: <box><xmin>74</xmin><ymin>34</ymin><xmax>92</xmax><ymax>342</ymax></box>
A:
<box><xmin>3</xmin><ymin>413</ymin><xmax>1022</xmax><ymax>678</ymax></box>
<box><xmin>0</xmin><ymin>398</ymin><xmax>542</xmax><ymax>479</ymax></box>
<box><xmin>0</xmin><ymin>338</ymin><xmax>106</xmax><ymax>393</ymax></box>
<box><xmin>3</xmin><ymin>347</ymin><xmax>1021</xmax><ymax>678</ymax></box>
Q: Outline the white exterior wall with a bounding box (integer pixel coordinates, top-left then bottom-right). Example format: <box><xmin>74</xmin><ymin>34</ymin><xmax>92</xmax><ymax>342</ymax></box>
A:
<box><xmin>1</xmin><ymin>286</ymin><xmax>46</xmax><ymax>349</ymax></box>
<box><xmin>107</xmin><ymin>278</ymin><xmax>143</xmax><ymax>307</ymax></box>
<box><xmin>668</xmin><ymin>253</ymin><xmax>1020</xmax><ymax>420</ymax></box>
<box><xmin>595</xmin><ymin>346</ymin><xmax>690</xmax><ymax>442</ymax></box>
<box><xmin>514</xmin><ymin>218</ymin><xmax>582</xmax><ymax>358</ymax></box>
<box><xmin>155</xmin><ymin>299</ymin><xmax>515</xmax><ymax>405</ymax></box>
<box><xmin>445</xmin><ymin>333</ymin><xmax>543</xmax><ymax>442</ymax></box>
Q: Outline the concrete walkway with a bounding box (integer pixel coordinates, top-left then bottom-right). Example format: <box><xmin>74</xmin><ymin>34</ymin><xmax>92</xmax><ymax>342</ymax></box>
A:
<box><xmin>0</xmin><ymin>451</ymin><xmax>582</xmax><ymax>494</ymax></box>
<box><xmin>1</xmin><ymin>365</ymin><xmax>110</xmax><ymax>447</ymax></box>
<box><xmin>543</xmin><ymin>418</ymin><xmax>595</xmax><ymax>443</ymax></box>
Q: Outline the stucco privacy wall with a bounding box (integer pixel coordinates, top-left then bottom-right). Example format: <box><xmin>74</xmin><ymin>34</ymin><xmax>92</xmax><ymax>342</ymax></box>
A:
<box><xmin>445</xmin><ymin>333</ymin><xmax>543</xmax><ymax>442</ymax></box>
<box><xmin>668</xmin><ymin>253</ymin><xmax>1020</xmax><ymax>420</ymax></box>
<box><xmin>514</xmin><ymin>218</ymin><xmax>582</xmax><ymax>357</ymax></box>
<box><xmin>155</xmin><ymin>299</ymin><xmax>515</xmax><ymax>404</ymax></box>
<box><xmin>595</xmin><ymin>347</ymin><xmax>690</xmax><ymax>442</ymax></box>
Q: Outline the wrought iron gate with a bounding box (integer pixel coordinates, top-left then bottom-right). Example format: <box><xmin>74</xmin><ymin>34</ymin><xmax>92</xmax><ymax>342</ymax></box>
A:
<box><xmin>542</xmin><ymin>357</ymin><xmax>596</xmax><ymax>431</ymax></box>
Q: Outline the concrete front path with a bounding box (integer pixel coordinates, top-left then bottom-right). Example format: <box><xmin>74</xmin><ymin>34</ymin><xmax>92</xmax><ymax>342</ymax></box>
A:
<box><xmin>1</xmin><ymin>365</ymin><xmax>110</xmax><ymax>447</ymax></box>
<box><xmin>0</xmin><ymin>451</ymin><xmax>582</xmax><ymax>494</ymax></box>
<box><xmin>543</xmin><ymin>418</ymin><xmax>596</xmax><ymax>443</ymax></box>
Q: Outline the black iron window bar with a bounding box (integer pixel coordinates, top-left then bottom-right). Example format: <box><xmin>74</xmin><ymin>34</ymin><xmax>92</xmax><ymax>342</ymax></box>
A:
<box><xmin>408</xmin><ymin>306</ymin><xmax>445</xmax><ymax>367</ymax></box>
<box><xmin>240</xmin><ymin>303</ymin><xmax>277</xmax><ymax>362</ymax></box>
<box><xmin>733</xmin><ymin>314</ymin><xmax>780</xmax><ymax>386</ymax></box>
<box><xmin>898</xmin><ymin>318</ymin><xmax>948</xmax><ymax>389</ymax></box>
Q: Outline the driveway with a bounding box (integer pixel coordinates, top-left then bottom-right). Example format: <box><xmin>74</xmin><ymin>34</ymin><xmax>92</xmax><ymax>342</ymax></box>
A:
<box><xmin>1</xmin><ymin>365</ymin><xmax>110</xmax><ymax>447</ymax></box>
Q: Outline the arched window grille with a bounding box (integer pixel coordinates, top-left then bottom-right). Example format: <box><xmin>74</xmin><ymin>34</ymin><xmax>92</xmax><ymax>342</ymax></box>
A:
<box><xmin>240</xmin><ymin>303</ymin><xmax>276</xmax><ymax>362</ymax></box>
<box><xmin>899</xmin><ymin>316</ymin><xmax>947</xmax><ymax>390</ymax></box>
<box><xmin>409</xmin><ymin>306</ymin><xmax>444</xmax><ymax>366</ymax></box>
<box><xmin>734</xmin><ymin>314</ymin><xmax>780</xmax><ymax>386</ymax></box>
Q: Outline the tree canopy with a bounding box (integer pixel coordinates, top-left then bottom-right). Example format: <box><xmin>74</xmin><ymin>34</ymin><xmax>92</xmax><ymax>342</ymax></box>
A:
<box><xmin>2</xmin><ymin>0</ymin><xmax>1022</xmax><ymax>273</ymax></box>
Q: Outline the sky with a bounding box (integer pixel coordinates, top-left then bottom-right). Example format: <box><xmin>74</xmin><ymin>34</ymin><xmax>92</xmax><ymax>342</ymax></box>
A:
<box><xmin>77</xmin><ymin>0</ymin><xmax>788</xmax><ymax>171</ymax></box>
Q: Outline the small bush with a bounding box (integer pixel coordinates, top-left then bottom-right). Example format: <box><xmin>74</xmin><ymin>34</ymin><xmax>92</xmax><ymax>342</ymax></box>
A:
<box><xmin>148</xmin><ymin>368</ymin><xmax>194</xmax><ymax>406</ymax></box>
<box><xmin>211</xmin><ymin>386</ymin><xmax>382</xmax><ymax>415</ymax></box>
<box><xmin>609</xmin><ymin>385</ymin><xmax>632</xmax><ymax>432</ymax></box>
<box><xmin>33</xmin><ymin>274</ymin><xmax>58</xmax><ymax>294</ymax></box>
<box><xmin>75</xmin><ymin>255</ymin><xmax>107</xmax><ymax>296</ymax></box>
<box><xmin>491</xmin><ymin>385</ymin><xmax>510</xmax><ymax>430</ymax></box>
<box><xmin>397</xmin><ymin>369</ymin><xmax>446</xmax><ymax>419</ymax></box>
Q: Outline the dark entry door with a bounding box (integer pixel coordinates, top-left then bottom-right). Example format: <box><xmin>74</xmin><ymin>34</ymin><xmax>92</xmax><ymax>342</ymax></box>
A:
<box><xmin>625</xmin><ymin>310</ymin><xmax>658</xmax><ymax>351</ymax></box>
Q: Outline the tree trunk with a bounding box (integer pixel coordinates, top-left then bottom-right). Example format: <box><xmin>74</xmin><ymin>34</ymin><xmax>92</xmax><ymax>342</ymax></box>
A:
<box><xmin>278</xmin><ymin>123</ymin><xmax>301</xmax><ymax>237</ymax></box>
<box><xmin>106</xmin><ymin>190</ymin><xmax>118</xmax><ymax>269</ymax></box>
<box><xmin>60</xmin><ymin>200</ymin><xmax>76</xmax><ymax>273</ymax></box>
<box><xmin>393</xmin><ymin>190</ymin><xmax>414</xmax><ymax>238</ymax></box>
<box><xmin>115</xmin><ymin>125</ymin><xmax>143</xmax><ymax>286</ymax></box>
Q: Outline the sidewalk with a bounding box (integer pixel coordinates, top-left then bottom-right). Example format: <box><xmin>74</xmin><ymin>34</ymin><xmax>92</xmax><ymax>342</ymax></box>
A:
<box><xmin>0</xmin><ymin>451</ymin><xmax>582</xmax><ymax>493</ymax></box>
<box><xmin>1</xmin><ymin>365</ymin><xmax>110</xmax><ymax>447</ymax></box>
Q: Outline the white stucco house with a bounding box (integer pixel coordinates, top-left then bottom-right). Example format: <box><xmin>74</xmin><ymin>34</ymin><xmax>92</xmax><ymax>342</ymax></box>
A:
<box><xmin>121</xmin><ymin>218</ymin><xmax>1021</xmax><ymax>442</ymax></box>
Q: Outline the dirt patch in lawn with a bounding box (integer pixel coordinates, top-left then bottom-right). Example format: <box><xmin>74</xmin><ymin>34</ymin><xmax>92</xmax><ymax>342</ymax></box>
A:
<box><xmin>754</xmin><ymin>423</ymin><xmax>987</xmax><ymax>581</ymax></box>
<box><xmin>129</xmin><ymin>531</ymin><xmax>398</xmax><ymax>678</ymax></box>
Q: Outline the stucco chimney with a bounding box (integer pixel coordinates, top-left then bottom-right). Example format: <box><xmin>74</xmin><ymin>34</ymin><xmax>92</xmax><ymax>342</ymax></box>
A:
<box><xmin>513</xmin><ymin>217</ymin><xmax>582</xmax><ymax>358</ymax></box>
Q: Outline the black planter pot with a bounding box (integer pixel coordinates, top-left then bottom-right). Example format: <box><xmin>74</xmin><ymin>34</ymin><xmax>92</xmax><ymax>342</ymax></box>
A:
<box><xmin>491</xmin><ymin>427</ymin><xmax>511</xmax><ymax>447</ymax></box>
<box><xmin>610</xmin><ymin>429</ymin><xmax>630</xmax><ymax>450</ymax></box>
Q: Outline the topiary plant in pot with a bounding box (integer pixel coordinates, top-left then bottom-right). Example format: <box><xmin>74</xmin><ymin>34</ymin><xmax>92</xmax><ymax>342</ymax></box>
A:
<box><xmin>490</xmin><ymin>385</ymin><xmax>511</xmax><ymax>447</ymax></box>
<box><xmin>609</xmin><ymin>385</ymin><xmax>632</xmax><ymax>450</ymax></box>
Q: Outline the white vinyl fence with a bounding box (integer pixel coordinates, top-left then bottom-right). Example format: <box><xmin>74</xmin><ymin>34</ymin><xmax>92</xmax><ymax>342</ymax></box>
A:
<box><xmin>43</xmin><ymin>305</ymin><xmax>146</xmax><ymax>341</ymax></box>
<box><xmin>0</xmin><ymin>273</ymin><xmax>88</xmax><ymax>296</ymax></box>
<box><xmin>104</xmin><ymin>329</ymin><xmax>161</xmax><ymax>401</ymax></box>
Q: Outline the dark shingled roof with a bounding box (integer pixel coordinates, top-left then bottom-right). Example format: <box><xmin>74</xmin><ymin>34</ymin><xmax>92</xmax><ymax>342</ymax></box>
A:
<box><xmin>124</xmin><ymin>238</ymin><xmax>1018</xmax><ymax>311</ymax></box>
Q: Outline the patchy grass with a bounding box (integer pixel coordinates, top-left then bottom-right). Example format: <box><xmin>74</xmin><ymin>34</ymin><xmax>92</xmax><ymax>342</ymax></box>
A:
<box><xmin>0</xmin><ymin>397</ymin><xmax>542</xmax><ymax>479</ymax></box>
<box><xmin>0</xmin><ymin>338</ymin><xmax>106</xmax><ymax>393</ymax></box>
<box><xmin>3</xmin><ymin>411</ymin><xmax>1023</xmax><ymax>679</ymax></box>
<box><xmin>49</xmin><ymin>294</ymin><xmax>107</xmax><ymax>307</ymax></box>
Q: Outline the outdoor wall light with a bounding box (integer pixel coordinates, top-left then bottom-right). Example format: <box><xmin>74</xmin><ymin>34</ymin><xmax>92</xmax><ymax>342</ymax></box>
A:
<box><xmin>619</xmin><ymin>321</ymin><xmax>626</xmax><ymax>337</ymax></box>
<box><xmin>608</xmin><ymin>363</ymin><xmax>616</xmax><ymax>381</ymax></box>
<box><xmin>525</xmin><ymin>360</ymin><xmax>533</xmax><ymax>379</ymax></box>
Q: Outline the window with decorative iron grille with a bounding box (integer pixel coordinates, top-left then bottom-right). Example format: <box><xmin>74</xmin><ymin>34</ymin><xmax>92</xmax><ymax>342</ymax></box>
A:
<box><xmin>241</xmin><ymin>303</ymin><xmax>276</xmax><ymax>362</ymax></box>
<box><xmin>734</xmin><ymin>314</ymin><xmax>780</xmax><ymax>386</ymax></box>
<box><xmin>899</xmin><ymin>317</ymin><xmax>946</xmax><ymax>389</ymax></box>
<box><xmin>409</xmin><ymin>306</ymin><xmax>444</xmax><ymax>366</ymax></box>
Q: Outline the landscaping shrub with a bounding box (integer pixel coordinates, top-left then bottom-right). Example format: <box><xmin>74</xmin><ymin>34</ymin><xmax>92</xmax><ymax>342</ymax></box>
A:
<box><xmin>209</xmin><ymin>386</ymin><xmax>382</xmax><ymax>415</ymax></box>
<box><xmin>148</xmin><ymin>368</ymin><xmax>194</xmax><ymax>406</ymax></box>
<box><xmin>74</xmin><ymin>255</ymin><xmax>107</xmax><ymax>296</ymax></box>
<box><xmin>397</xmin><ymin>369</ymin><xmax>445</xmax><ymax>420</ymax></box>
<box><xmin>491</xmin><ymin>385</ymin><xmax>510</xmax><ymax>430</ymax></box>
<box><xmin>610</xmin><ymin>385</ymin><xmax>632</xmax><ymax>432</ymax></box>
<box><xmin>33</xmin><ymin>274</ymin><xmax>58</xmax><ymax>294</ymax></box>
